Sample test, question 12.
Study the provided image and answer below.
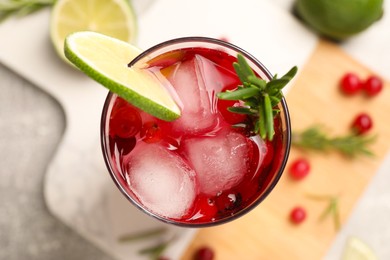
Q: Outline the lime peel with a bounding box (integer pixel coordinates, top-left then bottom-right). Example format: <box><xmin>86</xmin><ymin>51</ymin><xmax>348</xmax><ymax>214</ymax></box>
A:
<box><xmin>294</xmin><ymin>0</ymin><xmax>384</xmax><ymax>41</ymax></box>
<box><xmin>342</xmin><ymin>236</ymin><xmax>378</xmax><ymax>260</ymax></box>
<box><xmin>64</xmin><ymin>31</ymin><xmax>181</xmax><ymax>121</ymax></box>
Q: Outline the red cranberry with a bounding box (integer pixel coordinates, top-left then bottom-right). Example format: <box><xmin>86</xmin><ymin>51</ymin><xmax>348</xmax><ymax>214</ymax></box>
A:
<box><xmin>363</xmin><ymin>75</ymin><xmax>383</xmax><ymax>97</ymax></box>
<box><xmin>290</xmin><ymin>206</ymin><xmax>306</xmax><ymax>224</ymax></box>
<box><xmin>194</xmin><ymin>246</ymin><xmax>215</xmax><ymax>260</ymax></box>
<box><xmin>109</xmin><ymin>106</ymin><xmax>142</xmax><ymax>138</ymax></box>
<box><xmin>140</xmin><ymin>121</ymin><xmax>163</xmax><ymax>143</ymax></box>
<box><xmin>289</xmin><ymin>158</ymin><xmax>310</xmax><ymax>180</ymax></box>
<box><xmin>351</xmin><ymin>113</ymin><xmax>373</xmax><ymax>135</ymax></box>
<box><xmin>218</xmin><ymin>36</ymin><xmax>230</xmax><ymax>42</ymax></box>
<box><xmin>110</xmin><ymin>136</ymin><xmax>136</xmax><ymax>156</ymax></box>
<box><xmin>193</xmin><ymin>195</ymin><xmax>218</xmax><ymax>222</ymax></box>
<box><xmin>112</xmin><ymin>97</ymin><xmax>131</xmax><ymax>110</ymax></box>
<box><xmin>214</xmin><ymin>192</ymin><xmax>242</xmax><ymax>212</ymax></box>
<box><xmin>339</xmin><ymin>72</ymin><xmax>362</xmax><ymax>95</ymax></box>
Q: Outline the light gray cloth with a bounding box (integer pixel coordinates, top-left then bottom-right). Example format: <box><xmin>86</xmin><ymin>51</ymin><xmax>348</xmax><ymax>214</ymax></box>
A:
<box><xmin>0</xmin><ymin>63</ymin><xmax>112</xmax><ymax>260</ymax></box>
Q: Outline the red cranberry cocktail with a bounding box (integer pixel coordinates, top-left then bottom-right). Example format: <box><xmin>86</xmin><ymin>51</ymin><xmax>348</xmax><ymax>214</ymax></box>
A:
<box><xmin>101</xmin><ymin>37</ymin><xmax>291</xmax><ymax>227</ymax></box>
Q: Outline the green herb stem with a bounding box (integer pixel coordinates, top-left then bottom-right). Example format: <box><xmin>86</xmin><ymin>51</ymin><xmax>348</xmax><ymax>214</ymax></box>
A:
<box><xmin>139</xmin><ymin>242</ymin><xmax>169</xmax><ymax>260</ymax></box>
<box><xmin>307</xmin><ymin>194</ymin><xmax>341</xmax><ymax>230</ymax></box>
<box><xmin>139</xmin><ymin>235</ymin><xmax>176</xmax><ymax>260</ymax></box>
<box><xmin>0</xmin><ymin>0</ymin><xmax>56</xmax><ymax>22</ymax></box>
<box><xmin>118</xmin><ymin>227</ymin><xmax>167</xmax><ymax>243</ymax></box>
<box><xmin>292</xmin><ymin>126</ymin><xmax>375</xmax><ymax>157</ymax></box>
<box><xmin>217</xmin><ymin>53</ymin><xmax>297</xmax><ymax>141</ymax></box>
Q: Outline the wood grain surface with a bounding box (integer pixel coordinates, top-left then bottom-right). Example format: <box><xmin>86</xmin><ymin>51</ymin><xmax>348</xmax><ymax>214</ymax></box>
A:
<box><xmin>181</xmin><ymin>39</ymin><xmax>390</xmax><ymax>260</ymax></box>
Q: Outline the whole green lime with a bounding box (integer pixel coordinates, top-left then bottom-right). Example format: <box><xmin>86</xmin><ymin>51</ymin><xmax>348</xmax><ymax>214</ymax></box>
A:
<box><xmin>294</xmin><ymin>0</ymin><xmax>384</xmax><ymax>41</ymax></box>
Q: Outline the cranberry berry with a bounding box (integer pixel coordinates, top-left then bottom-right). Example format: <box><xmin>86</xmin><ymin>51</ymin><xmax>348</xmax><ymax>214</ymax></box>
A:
<box><xmin>339</xmin><ymin>72</ymin><xmax>362</xmax><ymax>95</ymax></box>
<box><xmin>193</xmin><ymin>195</ymin><xmax>218</xmax><ymax>222</ymax></box>
<box><xmin>109</xmin><ymin>106</ymin><xmax>142</xmax><ymax>138</ymax></box>
<box><xmin>194</xmin><ymin>246</ymin><xmax>215</xmax><ymax>260</ymax></box>
<box><xmin>140</xmin><ymin>121</ymin><xmax>163</xmax><ymax>143</ymax></box>
<box><xmin>351</xmin><ymin>113</ymin><xmax>373</xmax><ymax>135</ymax></box>
<box><xmin>289</xmin><ymin>158</ymin><xmax>311</xmax><ymax>180</ymax></box>
<box><xmin>214</xmin><ymin>192</ymin><xmax>242</xmax><ymax>212</ymax></box>
<box><xmin>290</xmin><ymin>206</ymin><xmax>306</xmax><ymax>224</ymax></box>
<box><xmin>158</xmin><ymin>257</ymin><xmax>170</xmax><ymax>260</ymax></box>
<box><xmin>363</xmin><ymin>75</ymin><xmax>383</xmax><ymax>97</ymax></box>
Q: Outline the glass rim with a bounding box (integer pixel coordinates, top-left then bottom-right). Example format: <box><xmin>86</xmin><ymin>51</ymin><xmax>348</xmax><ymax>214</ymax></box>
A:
<box><xmin>100</xmin><ymin>36</ymin><xmax>292</xmax><ymax>227</ymax></box>
<box><xmin>129</xmin><ymin>36</ymin><xmax>273</xmax><ymax>81</ymax></box>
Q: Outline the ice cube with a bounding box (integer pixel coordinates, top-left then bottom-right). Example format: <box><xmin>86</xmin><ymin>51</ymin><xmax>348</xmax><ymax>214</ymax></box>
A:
<box><xmin>183</xmin><ymin>129</ymin><xmax>250</xmax><ymax>195</ymax></box>
<box><xmin>168</xmin><ymin>55</ymin><xmax>236</xmax><ymax>134</ymax></box>
<box><xmin>126</xmin><ymin>143</ymin><xmax>197</xmax><ymax>219</ymax></box>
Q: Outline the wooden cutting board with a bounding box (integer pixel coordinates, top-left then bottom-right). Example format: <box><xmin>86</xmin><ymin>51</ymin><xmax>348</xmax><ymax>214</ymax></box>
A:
<box><xmin>181</xmin><ymin>39</ymin><xmax>390</xmax><ymax>260</ymax></box>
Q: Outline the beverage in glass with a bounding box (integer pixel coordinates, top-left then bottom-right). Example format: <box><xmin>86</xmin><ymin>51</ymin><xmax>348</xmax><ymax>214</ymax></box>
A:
<box><xmin>101</xmin><ymin>37</ymin><xmax>291</xmax><ymax>226</ymax></box>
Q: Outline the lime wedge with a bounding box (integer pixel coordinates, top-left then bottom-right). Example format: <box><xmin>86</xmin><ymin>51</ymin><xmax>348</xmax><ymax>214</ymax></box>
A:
<box><xmin>50</xmin><ymin>0</ymin><xmax>137</xmax><ymax>62</ymax></box>
<box><xmin>64</xmin><ymin>31</ymin><xmax>181</xmax><ymax>121</ymax></box>
<box><xmin>342</xmin><ymin>237</ymin><xmax>378</xmax><ymax>260</ymax></box>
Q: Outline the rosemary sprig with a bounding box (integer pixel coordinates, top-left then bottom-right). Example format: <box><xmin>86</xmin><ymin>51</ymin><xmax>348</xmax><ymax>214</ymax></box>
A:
<box><xmin>217</xmin><ymin>54</ymin><xmax>297</xmax><ymax>141</ymax></box>
<box><xmin>139</xmin><ymin>239</ymin><xmax>171</xmax><ymax>260</ymax></box>
<box><xmin>292</xmin><ymin>125</ymin><xmax>375</xmax><ymax>157</ymax></box>
<box><xmin>118</xmin><ymin>227</ymin><xmax>173</xmax><ymax>260</ymax></box>
<box><xmin>0</xmin><ymin>0</ymin><xmax>56</xmax><ymax>22</ymax></box>
<box><xmin>307</xmin><ymin>194</ymin><xmax>341</xmax><ymax>230</ymax></box>
<box><xmin>118</xmin><ymin>227</ymin><xmax>167</xmax><ymax>243</ymax></box>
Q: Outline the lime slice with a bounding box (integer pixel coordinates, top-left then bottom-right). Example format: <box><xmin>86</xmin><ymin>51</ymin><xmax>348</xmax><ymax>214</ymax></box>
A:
<box><xmin>64</xmin><ymin>31</ymin><xmax>181</xmax><ymax>121</ymax></box>
<box><xmin>342</xmin><ymin>237</ymin><xmax>378</xmax><ymax>260</ymax></box>
<box><xmin>50</xmin><ymin>0</ymin><xmax>137</xmax><ymax>62</ymax></box>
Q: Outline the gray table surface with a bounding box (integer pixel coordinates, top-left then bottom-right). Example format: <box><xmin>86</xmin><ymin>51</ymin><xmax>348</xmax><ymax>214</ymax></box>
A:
<box><xmin>0</xmin><ymin>62</ymin><xmax>113</xmax><ymax>260</ymax></box>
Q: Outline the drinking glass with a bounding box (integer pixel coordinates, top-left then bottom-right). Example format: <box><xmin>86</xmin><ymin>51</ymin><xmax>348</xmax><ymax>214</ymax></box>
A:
<box><xmin>101</xmin><ymin>37</ymin><xmax>291</xmax><ymax>227</ymax></box>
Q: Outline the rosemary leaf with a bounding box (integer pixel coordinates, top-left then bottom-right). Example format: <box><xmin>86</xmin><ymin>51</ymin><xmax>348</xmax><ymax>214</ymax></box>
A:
<box><xmin>267</xmin><ymin>78</ymin><xmax>290</xmax><ymax>90</ymax></box>
<box><xmin>247</xmin><ymin>75</ymin><xmax>266</xmax><ymax>90</ymax></box>
<box><xmin>236</xmin><ymin>54</ymin><xmax>256</xmax><ymax>79</ymax></box>
<box><xmin>281</xmin><ymin>66</ymin><xmax>298</xmax><ymax>80</ymax></box>
<box><xmin>307</xmin><ymin>194</ymin><xmax>341</xmax><ymax>230</ymax></box>
<box><xmin>227</xmin><ymin>106</ymin><xmax>256</xmax><ymax>115</ymax></box>
<box><xmin>258</xmin><ymin>104</ymin><xmax>266</xmax><ymax>140</ymax></box>
<box><xmin>264</xmin><ymin>94</ymin><xmax>274</xmax><ymax>141</ymax></box>
<box><xmin>244</xmin><ymin>97</ymin><xmax>259</xmax><ymax>108</ymax></box>
<box><xmin>270</xmin><ymin>95</ymin><xmax>281</xmax><ymax>107</ymax></box>
<box><xmin>217</xmin><ymin>86</ymin><xmax>259</xmax><ymax>100</ymax></box>
<box><xmin>319</xmin><ymin>202</ymin><xmax>334</xmax><ymax>222</ymax></box>
<box><xmin>272</xmin><ymin>108</ymin><xmax>280</xmax><ymax>117</ymax></box>
<box><xmin>138</xmin><ymin>235</ymin><xmax>176</xmax><ymax>260</ymax></box>
<box><xmin>233</xmin><ymin>62</ymin><xmax>247</xmax><ymax>83</ymax></box>
<box><xmin>333</xmin><ymin>201</ymin><xmax>341</xmax><ymax>230</ymax></box>
<box><xmin>318</xmin><ymin>197</ymin><xmax>340</xmax><ymax>230</ymax></box>
<box><xmin>139</xmin><ymin>242</ymin><xmax>168</xmax><ymax>259</ymax></box>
